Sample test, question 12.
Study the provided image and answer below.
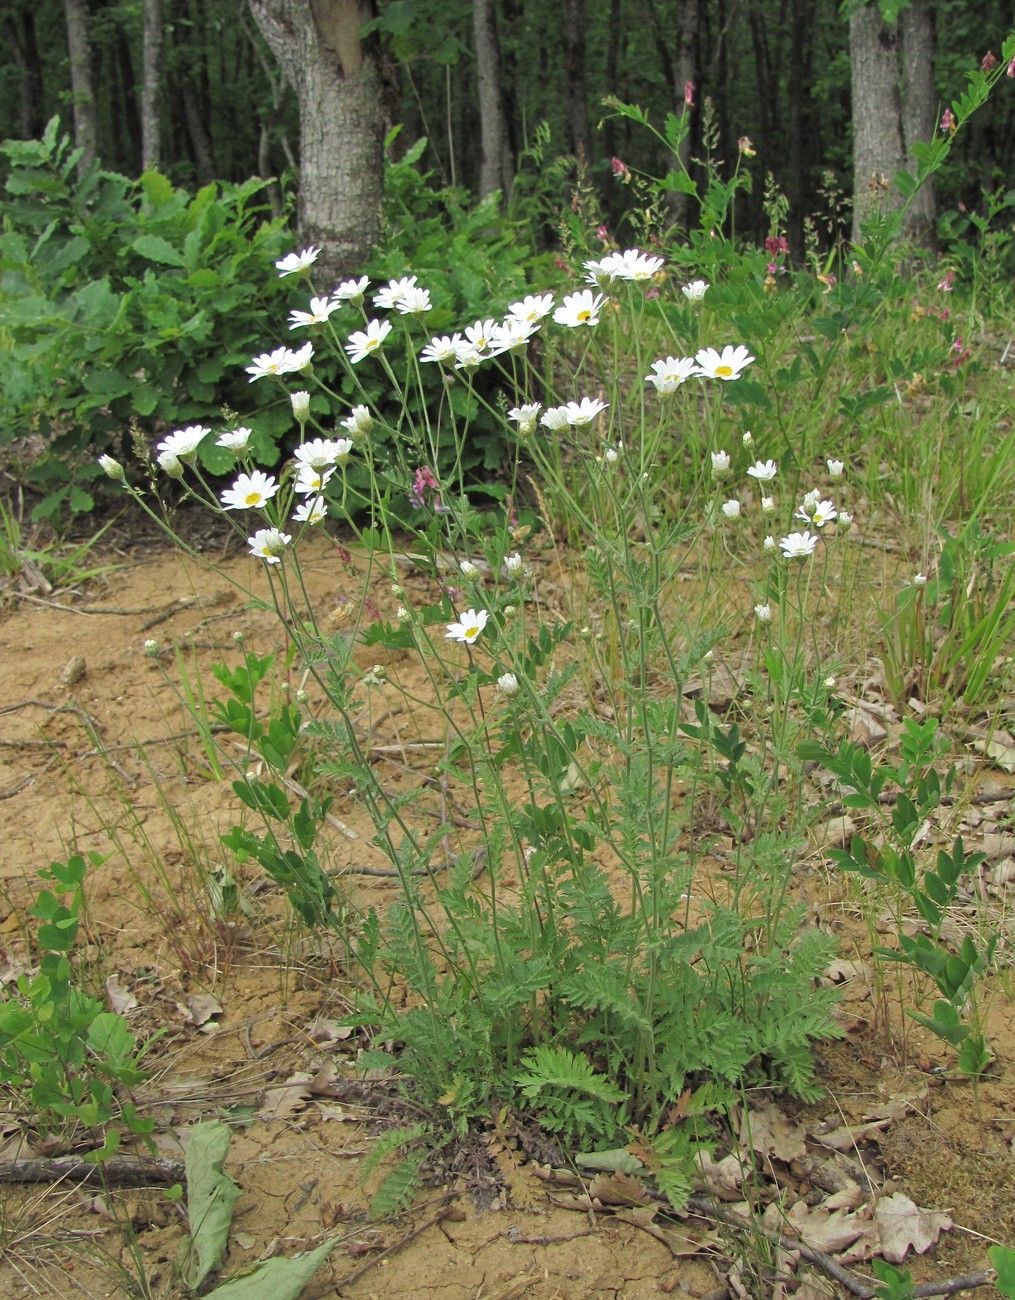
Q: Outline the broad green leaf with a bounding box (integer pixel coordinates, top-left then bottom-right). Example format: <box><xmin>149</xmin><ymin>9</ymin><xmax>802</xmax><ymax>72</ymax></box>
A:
<box><xmin>185</xmin><ymin>1120</ymin><xmax>242</xmax><ymax>1290</ymax></box>
<box><xmin>204</xmin><ymin>1237</ymin><xmax>341</xmax><ymax>1298</ymax></box>
<box><xmin>132</xmin><ymin>234</ymin><xmax>187</xmax><ymax>267</ymax></box>
<box><xmin>989</xmin><ymin>1244</ymin><xmax>1015</xmax><ymax>1296</ymax></box>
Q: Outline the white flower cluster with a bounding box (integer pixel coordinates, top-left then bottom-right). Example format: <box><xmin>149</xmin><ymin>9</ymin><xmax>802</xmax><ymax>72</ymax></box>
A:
<box><xmin>645</xmin><ymin>344</ymin><xmax>756</xmax><ymax>391</ymax></box>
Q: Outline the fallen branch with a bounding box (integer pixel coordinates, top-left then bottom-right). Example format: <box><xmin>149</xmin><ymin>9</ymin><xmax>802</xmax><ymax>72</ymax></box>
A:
<box><xmin>0</xmin><ymin>1154</ymin><xmax>185</xmax><ymax>1186</ymax></box>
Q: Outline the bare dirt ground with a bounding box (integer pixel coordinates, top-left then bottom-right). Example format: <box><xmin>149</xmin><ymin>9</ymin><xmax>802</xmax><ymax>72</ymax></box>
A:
<box><xmin>0</xmin><ymin>525</ymin><xmax>1013</xmax><ymax>1299</ymax></box>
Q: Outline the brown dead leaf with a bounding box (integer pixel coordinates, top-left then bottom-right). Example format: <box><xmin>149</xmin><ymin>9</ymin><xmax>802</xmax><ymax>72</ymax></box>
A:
<box><xmin>813</xmin><ymin>1119</ymin><xmax>889</xmax><ymax>1152</ymax></box>
<box><xmin>875</xmin><ymin>1192</ymin><xmax>952</xmax><ymax>1263</ymax></box>
<box><xmin>256</xmin><ymin>1071</ymin><xmax>313</xmax><ymax>1122</ymax></box>
<box><xmin>587</xmin><ymin>1170</ymin><xmax>652</xmax><ymax>1207</ymax></box>
<box><xmin>696</xmin><ymin>1150</ymin><xmax>748</xmax><ymax>1200</ymax></box>
<box><xmin>862</xmin><ymin>1091</ymin><xmax>925</xmax><ymax>1123</ymax></box>
<box><xmin>785</xmin><ymin>1200</ymin><xmax>873</xmax><ymax>1254</ymax></box>
<box><xmin>966</xmin><ymin>730</ymin><xmax>1015</xmax><ymax>774</ymax></box>
<box><xmin>983</xmin><ymin>830</ymin><xmax>1015</xmax><ymax>860</ymax></box>
<box><xmin>307</xmin><ymin>1016</ymin><xmax>354</xmax><ymax>1046</ymax></box>
<box><xmin>613</xmin><ymin>1207</ymin><xmax>720</xmax><ymax>1257</ymax></box>
<box><xmin>105</xmin><ymin>973</ymin><xmax>138</xmax><ymax>1015</ymax></box>
<box><xmin>739</xmin><ymin>1101</ymin><xmax>807</xmax><ymax>1163</ymax></box>
<box><xmin>822</xmin><ymin>958</ymin><xmax>870</xmax><ymax>987</ymax></box>
<box><xmin>846</xmin><ymin>705</ymin><xmax>888</xmax><ymax>747</ymax></box>
<box><xmin>812</xmin><ymin>815</ymin><xmax>857</xmax><ymax>851</ymax></box>
<box><xmin>176</xmin><ymin>992</ymin><xmax>222</xmax><ymax>1026</ymax></box>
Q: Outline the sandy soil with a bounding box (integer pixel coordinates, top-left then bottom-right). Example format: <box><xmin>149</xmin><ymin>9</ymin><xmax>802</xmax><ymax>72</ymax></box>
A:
<box><xmin>0</xmin><ymin>529</ymin><xmax>1013</xmax><ymax>1299</ymax></box>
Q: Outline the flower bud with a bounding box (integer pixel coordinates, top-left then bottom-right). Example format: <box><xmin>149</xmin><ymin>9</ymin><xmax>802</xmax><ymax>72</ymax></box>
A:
<box><xmin>157</xmin><ymin>450</ymin><xmax>184</xmax><ymax>479</ymax></box>
<box><xmin>99</xmin><ymin>454</ymin><xmax>125</xmax><ymax>483</ymax></box>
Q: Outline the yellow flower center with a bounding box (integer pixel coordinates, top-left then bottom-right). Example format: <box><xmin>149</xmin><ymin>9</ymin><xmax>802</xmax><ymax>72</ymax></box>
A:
<box><xmin>577</xmin><ymin>310</ymin><xmax>591</xmax><ymax>322</ymax></box>
<box><xmin>245</xmin><ymin>492</ymin><xmax>261</xmax><ymax>506</ymax></box>
<box><xmin>366</xmin><ymin>338</ymin><xmax>380</xmax><ymax>351</ymax></box>
<box><xmin>715</xmin><ymin>365</ymin><xmax>733</xmax><ymax>377</ymax></box>
<box><xmin>464</xmin><ymin>625</ymin><xmax>479</xmax><ymax>640</ymax></box>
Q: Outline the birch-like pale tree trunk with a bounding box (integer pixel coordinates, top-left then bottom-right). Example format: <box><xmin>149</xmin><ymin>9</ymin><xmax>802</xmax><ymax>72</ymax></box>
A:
<box><xmin>472</xmin><ymin>0</ymin><xmax>513</xmax><ymax>200</ymax></box>
<box><xmin>63</xmin><ymin>0</ymin><xmax>96</xmax><ymax>171</ymax></box>
<box><xmin>850</xmin><ymin>0</ymin><xmax>936</xmax><ymax>247</ymax></box>
<box><xmin>141</xmin><ymin>0</ymin><xmax>163</xmax><ymax>171</ymax></box>
<box><xmin>247</xmin><ymin>0</ymin><xmax>383</xmax><ymax>281</ymax></box>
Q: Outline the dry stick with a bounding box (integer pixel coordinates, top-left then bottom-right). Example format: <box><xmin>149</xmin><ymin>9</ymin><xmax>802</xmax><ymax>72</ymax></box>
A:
<box><xmin>332</xmin><ymin>1193</ymin><xmax>459</xmax><ymax>1293</ymax></box>
<box><xmin>0</xmin><ymin>1155</ymin><xmax>185</xmax><ymax>1186</ymax></box>
<box><xmin>682</xmin><ymin>1195</ymin><xmax>994</xmax><ymax>1300</ymax></box>
<box><xmin>0</xmin><ymin>699</ymin><xmax>106</xmax><ymax>732</ymax></box>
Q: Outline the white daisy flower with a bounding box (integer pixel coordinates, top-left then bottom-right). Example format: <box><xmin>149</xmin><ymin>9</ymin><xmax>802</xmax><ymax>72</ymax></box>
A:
<box><xmin>746</xmin><ymin>459</ymin><xmax>778</xmax><ymax>482</ymax></box>
<box><xmin>506</xmin><ymin>293</ymin><xmax>555</xmax><ymax>323</ymax></box>
<box><xmin>420</xmin><ymin>334</ymin><xmax>463</xmax><ymax>365</ymax></box>
<box><xmin>553</xmin><ymin>289</ymin><xmax>607</xmax><ymax>328</ymax></box>
<box><xmin>645</xmin><ymin>356</ymin><xmax>698</xmax><ymax>393</ymax></box>
<box><xmin>275</xmin><ymin>246</ymin><xmax>320</xmax><ymax>277</ymax></box>
<box><xmin>216</xmin><ymin>427</ymin><xmax>253</xmax><ymax>453</ymax></box>
<box><xmin>373</xmin><ymin>275</ymin><xmax>418</xmax><ymax>310</ymax></box>
<box><xmin>221</xmin><ymin>470</ymin><xmax>278</xmax><ymax>511</ymax></box>
<box><xmin>695</xmin><ymin>344</ymin><xmax>755</xmax><ymax>381</ymax></box>
<box><xmin>508</xmin><ymin>403</ymin><xmax>541</xmax><ymax>434</ymax></box>
<box><xmin>288</xmin><ymin>296</ymin><xmax>341</xmax><ymax>329</ymax></box>
<box><xmin>292</xmin><ymin>497</ymin><xmax>328</xmax><ymax>525</ymax></box>
<box><xmin>780</xmin><ymin>531</ymin><xmax>818</xmax><ymax>558</ymax></box>
<box><xmin>157</xmin><ymin>425</ymin><xmax>209</xmax><ymax>461</ymax></box>
<box><xmin>540</xmin><ymin>406</ymin><xmax>570</xmax><ymax>431</ymax></box>
<box><xmin>332</xmin><ymin>276</ymin><xmax>369</xmax><ymax>306</ymax></box>
<box><xmin>564</xmin><ymin>397</ymin><xmax>609</xmax><ymax>426</ymax></box>
<box><xmin>345</xmin><ymin>319</ymin><xmax>392</xmax><ymax>364</ymax></box>
<box><xmin>248</xmin><ymin>527</ymin><xmax>292</xmax><ymax>561</ymax></box>
<box><xmin>445</xmin><ymin>608</ymin><xmax>488</xmax><ymax>644</ymax></box>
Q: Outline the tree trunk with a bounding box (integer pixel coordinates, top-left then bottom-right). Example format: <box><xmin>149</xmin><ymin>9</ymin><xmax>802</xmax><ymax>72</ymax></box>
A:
<box><xmin>6</xmin><ymin>4</ymin><xmax>45</xmax><ymax>139</ymax></box>
<box><xmin>63</xmin><ymin>0</ymin><xmax>97</xmax><ymax>170</ymax></box>
<box><xmin>786</xmin><ymin>0</ymin><xmax>813</xmax><ymax>256</ymax></box>
<box><xmin>472</xmin><ymin>0</ymin><xmax>513</xmax><ymax>200</ymax></box>
<box><xmin>141</xmin><ymin>0</ymin><xmax>163</xmax><ymax>171</ymax></box>
<box><xmin>560</xmin><ymin>0</ymin><xmax>591</xmax><ymax>162</ymax></box>
<box><xmin>849</xmin><ymin>1</ymin><xmax>906</xmax><ymax>242</ymax></box>
<box><xmin>900</xmin><ymin>0</ymin><xmax>936</xmax><ymax>248</ymax></box>
<box><xmin>602</xmin><ymin>0</ymin><xmax>622</xmax><ymax>162</ymax></box>
<box><xmin>671</xmin><ymin>0</ymin><xmax>699</xmax><ymax>229</ymax></box>
<box><xmin>246</xmin><ymin>0</ymin><xmax>384</xmax><ymax>281</ymax></box>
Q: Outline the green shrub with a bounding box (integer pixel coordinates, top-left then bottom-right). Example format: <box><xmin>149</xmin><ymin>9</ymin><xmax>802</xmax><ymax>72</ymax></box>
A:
<box><xmin>0</xmin><ymin>118</ymin><xmax>293</xmax><ymax>520</ymax></box>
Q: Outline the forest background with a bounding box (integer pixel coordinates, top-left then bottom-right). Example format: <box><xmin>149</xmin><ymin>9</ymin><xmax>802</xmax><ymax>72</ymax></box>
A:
<box><xmin>2</xmin><ymin>0</ymin><xmax>1015</xmax><ymax>523</ymax></box>
<box><xmin>5</xmin><ymin>0</ymin><xmax>1015</xmax><ymax>258</ymax></box>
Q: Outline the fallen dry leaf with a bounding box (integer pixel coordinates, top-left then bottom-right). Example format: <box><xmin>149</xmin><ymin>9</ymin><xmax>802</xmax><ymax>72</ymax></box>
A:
<box><xmin>696</xmin><ymin>1150</ymin><xmax>748</xmax><ymax>1200</ymax></box>
<box><xmin>587</xmin><ymin>1170</ymin><xmax>652</xmax><ymax>1207</ymax></box>
<box><xmin>875</xmin><ymin>1191</ymin><xmax>952</xmax><ymax>1263</ymax></box>
<box><xmin>812</xmin><ymin>1119</ymin><xmax>889</xmax><ymax>1152</ymax></box>
<box><xmin>739</xmin><ymin>1101</ymin><xmax>807</xmax><ymax>1163</ymax></box>
<box><xmin>785</xmin><ymin>1199</ymin><xmax>873</xmax><ymax>1254</ymax></box>
<box><xmin>176</xmin><ymin>992</ymin><xmax>222</xmax><ymax>1026</ymax></box>
<box><xmin>613</xmin><ymin>1207</ymin><xmax>720</xmax><ymax>1257</ymax></box>
<box><xmin>105</xmin><ymin>973</ymin><xmax>138</xmax><ymax>1015</ymax></box>
<box><xmin>256</xmin><ymin>1071</ymin><xmax>313</xmax><ymax>1122</ymax></box>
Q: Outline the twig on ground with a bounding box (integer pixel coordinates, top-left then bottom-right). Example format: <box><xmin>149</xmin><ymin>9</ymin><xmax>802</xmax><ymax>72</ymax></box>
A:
<box><xmin>0</xmin><ymin>1155</ymin><xmax>185</xmax><ymax>1186</ymax></box>
<box><xmin>333</xmin><ymin>1193</ymin><xmax>459</xmax><ymax>1293</ymax></box>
